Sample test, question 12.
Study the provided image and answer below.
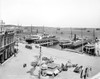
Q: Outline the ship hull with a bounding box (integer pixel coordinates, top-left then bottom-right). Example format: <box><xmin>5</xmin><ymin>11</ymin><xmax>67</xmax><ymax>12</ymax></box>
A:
<box><xmin>59</xmin><ymin>39</ymin><xmax>91</xmax><ymax>49</ymax></box>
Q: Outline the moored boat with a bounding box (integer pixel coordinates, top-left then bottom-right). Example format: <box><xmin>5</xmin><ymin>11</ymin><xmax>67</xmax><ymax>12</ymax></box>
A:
<box><xmin>25</xmin><ymin>34</ymin><xmax>41</xmax><ymax>43</ymax></box>
<box><xmin>83</xmin><ymin>44</ymin><xmax>95</xmax><ymax>55</ymax></box>
<box><xmin>83</xmin><ymin>39</ymin><xmax>100</xmax><ymax>56</ymax></box>
<box><xmin>59</xmin><ymin>34</ymin><xmax>92</xmax><ymax>49</ymax></box>
<box><xmin>25</xmin><ymin>34</ymin><xmax>59</xmax><ymax>46</ymax></box>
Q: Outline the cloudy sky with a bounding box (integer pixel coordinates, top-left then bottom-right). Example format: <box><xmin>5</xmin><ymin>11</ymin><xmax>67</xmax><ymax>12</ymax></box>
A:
<box><xmin>1</xmin><ymin>0</ymin><xmax>100</xmax><ymax>27</ymax></box>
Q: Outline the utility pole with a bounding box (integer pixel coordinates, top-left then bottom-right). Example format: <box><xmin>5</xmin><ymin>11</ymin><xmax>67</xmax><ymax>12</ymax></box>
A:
<box><xmin>38</xmin><ymin>46</ymin><xmax>42</xmax><ymax>79</ymax></box>
<box><xmin>39</xmin><ymin>46</ymin><xmax>42</xmax><ymax>59</ymax></box>
<box><xmin>35</xmin><ymin>45</ymin><xmax>42</xmax><ymax>79</ymax></box>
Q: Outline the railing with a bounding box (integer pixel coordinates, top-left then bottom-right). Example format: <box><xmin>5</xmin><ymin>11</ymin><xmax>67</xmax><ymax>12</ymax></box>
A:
<box><xmin>40</xmin><ymin>40</ymin><xmax>58</xmax><ymax>46</ymax></box>
<box><xmin>0</xmin><ymin>41</ymin><xmax>15</xmax><ymax>50</ymax></box>
<box><xmin>0</xmin><ymin>30</ymin><xmax>14</xmax><ymax>36</ymax></box>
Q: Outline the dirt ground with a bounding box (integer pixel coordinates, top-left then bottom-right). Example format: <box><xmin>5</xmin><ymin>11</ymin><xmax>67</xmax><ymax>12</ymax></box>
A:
<box><xmin>0</xmin><ymin>43</ymin><xmax>100</xmax><ymax>79</ymax></box>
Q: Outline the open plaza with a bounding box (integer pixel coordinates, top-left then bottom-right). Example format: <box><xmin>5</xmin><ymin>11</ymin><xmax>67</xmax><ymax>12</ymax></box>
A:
<box><xmin>0</xmin><ymin>42</ymin><xmax>100</xmax><ymax>79</ymax></box>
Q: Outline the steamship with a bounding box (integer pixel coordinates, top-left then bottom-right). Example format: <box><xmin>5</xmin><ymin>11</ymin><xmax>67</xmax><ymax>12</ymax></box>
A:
<box><xmin>25</xmin><ymin>34</ymin><xmax>59</xmax><ymax>47</ymax></box>
<box><xmin>59</xmin><ymin>34</ymin><xmax>91</xmax><ymax>49</ymax></box>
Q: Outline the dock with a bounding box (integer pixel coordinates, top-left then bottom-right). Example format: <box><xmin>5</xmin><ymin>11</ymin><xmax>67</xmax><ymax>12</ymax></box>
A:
<box><xmin>40</xmin><ymin>40</ymin><xmax>59</xmax><ymax>47</ymax></box>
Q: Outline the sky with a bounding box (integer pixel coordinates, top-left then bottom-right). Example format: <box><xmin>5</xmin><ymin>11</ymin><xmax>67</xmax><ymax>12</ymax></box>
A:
<box><xmin>1</xmin><ymin>0</ymin><xmax>100</xmax><ymax>28</ymax></box>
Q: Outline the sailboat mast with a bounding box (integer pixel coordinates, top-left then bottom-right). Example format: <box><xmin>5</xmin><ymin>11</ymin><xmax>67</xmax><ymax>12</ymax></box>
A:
<box><xmin>93</xmin><ymin>28</ymin><xmax>95</xmax><ymax>43</ymax></box>
<box><xmin>81</xmin><ymin>28</ymin><xmax>83</xmax><ymax>53</ymax></box>
<box><xmin>43</xmin><ymin>26</ymin><xmax>45</xmax><ymax>34</ymax></box>
<box><xmin>31</xmin><ymin>24</ymin><xmax>32</xmax><ymax>35</ymax></box>
<box><xmin>70</xmin><ymin>27</ymin><xmax>73</xmax><ymax>40</ymax></box>
<box><xmin>0</xmin><ymin>23</ymin><xmax>2</xmax><ymax>32</ymax></box>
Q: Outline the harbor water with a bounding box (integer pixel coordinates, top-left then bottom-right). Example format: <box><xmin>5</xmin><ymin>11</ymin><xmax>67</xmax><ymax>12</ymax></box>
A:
<box><xmin>48</xmin><ymin>28</ymin><xmax>100</xmax><ymax>52</ymax></box>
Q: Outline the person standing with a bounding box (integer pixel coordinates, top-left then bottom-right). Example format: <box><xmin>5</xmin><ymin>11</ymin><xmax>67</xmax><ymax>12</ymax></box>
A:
<box><xmin>80</xmin><ymin>67</ymin><xmax>86</xmax><ymax>79</ymax></box>
<box><xmin>86</xmin><ymin>67</ymin><xmax>92</xmax><ymax>78</ymax></box>
<box><xmin>80</xmin><ymin>69</ymin><xmax>83</xmax><ymax>79</ymax></box>
<box><xmin>84</xmin><ymin>68</ymin><xmax>88</xmax><ymax>79</ymax></box>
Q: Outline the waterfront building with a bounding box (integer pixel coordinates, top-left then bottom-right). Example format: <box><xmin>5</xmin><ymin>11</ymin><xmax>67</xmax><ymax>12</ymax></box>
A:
<box><xmin>83</xmin><ymin>39</ymin><xmax>100</xmax><ymax>56</ymax></box>
<box><xmin>0</xmin><ymin>30</ymin><xmax>15</xmax><ymax>64</ymax></box>
<box><xmin>95</xmin><ymin>40</ymin><xmax>100</xmax><ymax>56</ymax></box>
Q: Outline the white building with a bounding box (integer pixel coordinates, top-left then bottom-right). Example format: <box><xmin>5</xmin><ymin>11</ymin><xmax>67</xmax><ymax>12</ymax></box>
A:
<box><xmin>95</xmin><ymin>40</ymin><xmax>100</xmax><ymax>56</ymax></box>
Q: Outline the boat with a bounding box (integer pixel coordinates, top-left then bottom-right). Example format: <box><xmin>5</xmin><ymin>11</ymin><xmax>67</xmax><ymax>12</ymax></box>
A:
<box><xmin>83</xmin><ymin>44</ymin><xmax>95</xmax><ymax>56</ymax></box>
<box><xmin>34</xmin><ymin>34</ymin><xmax>59</xmax><ymax>47</ymax></box>
<box><xmin>25</xmin><ymin>34</ymin><xmax>59</xmax><ymax>46</ymax></box>
<box><xmin>59</xmin><ymin>34</ymin><xmax>91</xmax><ymax>49</ymax></box>
<box><xmin>25</xmin><ymin>34</ymin><xmax>41</xmax><ymax>43</ymax></box>
<box><xmin>59</xmin><ymin>40</ymin><xmax>72</xmax><ymax>49</ymax></box>
<box><xmin>83</xmin><ymin>39</ymin><xmax>100</xmax><ymax>56</ymax></box>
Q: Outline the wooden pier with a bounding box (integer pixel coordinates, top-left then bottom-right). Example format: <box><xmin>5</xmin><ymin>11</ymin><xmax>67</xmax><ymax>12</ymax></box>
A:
<box><xmin>40</xmin><ymin>40</ymin><xmax>59</xmax><ymax>47</ymax></box>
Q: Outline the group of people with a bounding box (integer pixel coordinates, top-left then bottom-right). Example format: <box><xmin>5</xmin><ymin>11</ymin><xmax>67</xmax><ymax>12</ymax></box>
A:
<box><xmin>80</xmin><ymin>67</ymin><xmax>92</xmax><ymax>79</ymax></box>
<box><xmin>60</xmin><ymin>60</ymin><xmax>92</xmax><ymax>79</ymax></box>
<box><xmin>23</xmin><ymin>56</ymin><xmax>92</xmax><ymax>79</ymax></box>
